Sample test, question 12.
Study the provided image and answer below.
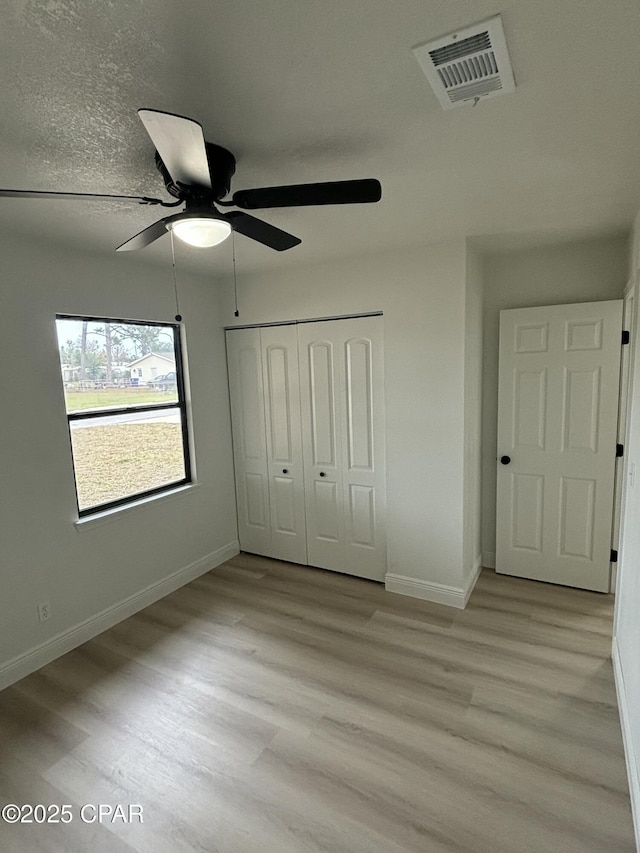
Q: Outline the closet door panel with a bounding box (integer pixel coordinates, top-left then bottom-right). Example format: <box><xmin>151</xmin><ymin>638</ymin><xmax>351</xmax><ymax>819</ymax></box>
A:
<box><xmin>261</xmin><ymin>325</ymin><xmax>308</xmax><ymax>564</ymax></box>
<box><xmin>298</xmin><ymin>326</ymin><xmax>346</xmax><ymax>571</ymax></box>
<box><xmin>313</xmin><ymin>479</ymin><xmax>341</xmax><ymax>541</ymax></box>
<box><xmin>308</xmin><ymin>342</ymin><xmax>337</xmax><ymax>466</ymax></box>
<box><xmin>245</xmin><ymin>473</ymin><xmax>269</xmax><ymax>527</ymax></box>
<box><xmin>348</xmin><ymin>484</ymin><xmax>375</xmax><ymax>546</ymax></box>
<box><xmin>340</xmin><ymin>317</ymin><xmax>387</xmax><ymax>580</ymax></box>
<box><xmin>345</xmin><ymin>337</ymin><xmax>374</xmax><ymax>470</ymax></box>
<box><xmin>226</xmin><ymin>329</ymin><xmax>271</xmax><ymax>555</ymax></box>
<box><xmin>264</xmin><ymin>343</ymin><xmax>293</xmax><ymax>461</ymax></box>
<box><xmin>271</xmin><ymin>475</ymin><xmax>297</xmax><ymax>532</ymax></box>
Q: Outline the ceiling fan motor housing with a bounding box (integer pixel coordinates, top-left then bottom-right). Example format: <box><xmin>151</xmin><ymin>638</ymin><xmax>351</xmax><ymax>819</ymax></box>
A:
<box><xmin>155</xmin><ymin>141</ymin><xmax>237</xmax><ymax>202</ymax></box>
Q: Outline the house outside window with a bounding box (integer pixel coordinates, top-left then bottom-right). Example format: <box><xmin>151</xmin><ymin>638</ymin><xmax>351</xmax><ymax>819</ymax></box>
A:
<box><xmin>55</xmin><ymin>315</ymin><xmax>191</xmax><ymax>516</ymax></box>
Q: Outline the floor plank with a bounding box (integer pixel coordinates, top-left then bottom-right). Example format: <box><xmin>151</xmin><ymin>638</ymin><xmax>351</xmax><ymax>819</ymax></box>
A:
<box><xmin>0</xmin><ymin>560</ymin><xmax>635</xmax><ymax>852</ymax></box>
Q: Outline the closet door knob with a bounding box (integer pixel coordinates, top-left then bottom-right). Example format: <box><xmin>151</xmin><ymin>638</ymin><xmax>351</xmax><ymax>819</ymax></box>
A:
<box><xmin>500</xmin><ymin>455</ymin><xmax>511</xmax><ymax>465</ymax></box>
<box><xmin>319</xmin><ymin>472</ymin><xmax>326</xmax><ymax>477</ymax></box>
<box><xmin>282</xmin><ymin>468</ymin><xmax>288</xmax><ymax>474</ymax></box>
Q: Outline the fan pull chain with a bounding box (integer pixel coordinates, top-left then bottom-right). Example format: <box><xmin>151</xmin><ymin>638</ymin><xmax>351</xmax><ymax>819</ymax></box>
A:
<box><xmin>169</xmin><ymin>230</ymin><xmax>182</xmax><ymax>322</ymax></box>
<box><xmin>232</xmin><ymin>231</ymin><xmax>239</xmax><ymax>317</ymax></box>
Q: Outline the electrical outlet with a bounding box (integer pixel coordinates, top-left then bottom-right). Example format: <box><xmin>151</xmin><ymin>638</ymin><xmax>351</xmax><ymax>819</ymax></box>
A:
<box><xmin>38</xmin><ymin>601</ymin><xmax>51</xmax><ymax>622</ymax></box>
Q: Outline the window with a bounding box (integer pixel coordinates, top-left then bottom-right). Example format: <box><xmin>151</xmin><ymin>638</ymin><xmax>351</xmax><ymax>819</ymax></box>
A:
<box><xmin>55</xmin><ymin>315</ymin><xmax>191</xmax><ymax>516</ymax></box>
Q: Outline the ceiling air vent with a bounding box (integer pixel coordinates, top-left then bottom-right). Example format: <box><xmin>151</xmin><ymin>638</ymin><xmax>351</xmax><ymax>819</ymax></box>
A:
<box><xmin>413</xmin><ymin>15</ymin><xmax>515</xmax><ymax>110</ymax></box>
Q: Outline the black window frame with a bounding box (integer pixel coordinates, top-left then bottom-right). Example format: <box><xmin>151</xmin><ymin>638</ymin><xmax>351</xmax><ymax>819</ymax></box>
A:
<box><xmin>56</xmin><ymin>314</ymin><xmax>192</xmax><ymax>517</ymax></box>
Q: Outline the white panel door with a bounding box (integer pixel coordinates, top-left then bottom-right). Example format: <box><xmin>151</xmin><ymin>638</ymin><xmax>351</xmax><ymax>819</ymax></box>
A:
<box><xmin>340</xmin><ymin>317</ymin><xmax>386</xmax><ymax>580</ymax></box>
<box><xmin>261</xmin><ymin>325</ymin><xmax>308</xmax><ymax>564</ymax></box>
<box><xmin>496</xmin><ymin>300</ymin><xmax>623</xmax><ymax>591</ymax></box>
<box><xmin>298</xmin><ymin>316</ymin><xmax>386</xmax><ymax>581</ymax></box>
<box><xmin>226</xmin><ymin>328</ymin><xmax>271</xmax><ymax>555</ymax></box>
<box><xmin>298</xmin><ymin>323</ymin><xmax>345</xmax><ymax>572</ymax></box>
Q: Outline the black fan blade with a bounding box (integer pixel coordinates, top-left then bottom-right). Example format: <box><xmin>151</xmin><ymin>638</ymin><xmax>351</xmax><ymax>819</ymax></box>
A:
<box><xmin>0</xmin><ymin>188</ymin><xmax>171</xmax><ymax>205</ymax></box>
<box><xmin>138</xmin><ymin>109</ymin><xmax>211</xmax><ymax>190</ymax></box>
<box><xmin>116</xmin><ymin>218</ymin><xmax>169</xmax><ymax>252</ymax></box>
<box><xmin>225</xmin><ymin>211</ymin><xmax>301</xmax><ymax>251</ymax></box>
<box><xmin>231</xmin><ymin>178</ymin><xmax>381</xmax><ymax>210</ymax></box>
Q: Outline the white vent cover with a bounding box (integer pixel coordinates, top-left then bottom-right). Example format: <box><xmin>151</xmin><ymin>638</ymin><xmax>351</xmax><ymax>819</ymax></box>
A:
<box><xmin>413</xmin><ymin>15</ymin><xmax>515</xmax><ymax>110</ymax></box>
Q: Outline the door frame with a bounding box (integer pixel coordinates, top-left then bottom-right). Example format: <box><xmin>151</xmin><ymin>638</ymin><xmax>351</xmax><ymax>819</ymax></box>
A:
<box><xmin>611</xmin><ymin>285</ymin><xmax>636</xmax><ymax>592</ymax></box>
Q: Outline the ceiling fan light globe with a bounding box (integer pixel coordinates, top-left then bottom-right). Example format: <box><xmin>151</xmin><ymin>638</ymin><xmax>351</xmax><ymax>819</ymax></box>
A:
<box><xmin>169</xmin><ymin>217</ymin><xmax>232</xmax><ymax>248</ymax></box>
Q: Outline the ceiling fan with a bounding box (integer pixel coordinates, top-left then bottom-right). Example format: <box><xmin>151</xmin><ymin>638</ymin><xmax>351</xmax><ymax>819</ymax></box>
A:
<box><xmin>0</xmin><ymin>109</ymin><xmax>382</xmax><ymax>252</ymax></box>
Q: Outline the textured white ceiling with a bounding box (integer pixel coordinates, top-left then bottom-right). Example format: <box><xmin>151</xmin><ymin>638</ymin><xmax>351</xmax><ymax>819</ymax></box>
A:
<box><xmin>1</xmin><ymin>0</ymin><xmax>639</xmax><ymax>275</ymax></box>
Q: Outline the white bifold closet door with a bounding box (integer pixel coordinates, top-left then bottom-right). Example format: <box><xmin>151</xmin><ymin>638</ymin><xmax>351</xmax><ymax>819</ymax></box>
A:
<box><xmin>226</xmin><ymin>325</ymin><xmax>307</xmax><ymax>565</ymax></box>
<box><xmin>297</xmin><ymin>316</ymin><xmax>386</xmax><ymax>581</ymax></box>
<box><xmin>261</xmin><ymin>325</ymin><xmax>308</xmax><ymax>564</ymax></box>
<box><xmin>226</xmin><ymin>315</ymin><xmax>386</xmax><ymax>582</ymax></box>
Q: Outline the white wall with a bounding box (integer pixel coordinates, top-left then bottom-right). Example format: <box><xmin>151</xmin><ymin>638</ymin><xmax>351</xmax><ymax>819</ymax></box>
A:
<box><xmin>0</xmin><ymin>234</ymin><xmax>238</xmax><ymax>687</ymax></box>
<box><xmin>463</xmin><ymin>242</ymin><xmax>484</xmax><ymax>583</ymax></box>
<box><xmin>224</xmin><ymin>241</ymin><xmax>472</xmax><ymax>595</ymax></box>
<box><xmin>614</xmin><ymin>211</ymin><xmax>640</xmax><ymax>844</ymax></box>
<box><xmin>480</xmin><ymin>236</ymin><xmax>628</xmax><ymax>564</ymax></box>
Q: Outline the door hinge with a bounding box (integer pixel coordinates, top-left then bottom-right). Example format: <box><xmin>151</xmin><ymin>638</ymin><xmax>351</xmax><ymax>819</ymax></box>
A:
<box><xmin>616</xmin><ymin>443</ymin><xmax>624</xmax><ymax>458</ymax></box>
<box><xmin>611</xmin><ymin>549</ymin><xmax>618</xmax><ymax>563</ymax></box>
<box><xmin>622</xmin><ymin>330</ymin><xmax>630</xmax><ymax>345</ymax></box>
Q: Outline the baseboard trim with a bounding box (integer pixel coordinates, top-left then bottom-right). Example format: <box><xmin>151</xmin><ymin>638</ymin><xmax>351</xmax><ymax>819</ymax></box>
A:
<box><xmin>385</xmin><ymin>558</ymin><xmax>482</xmax><ymax>610</ymax></box>
<box><xmin>0</xmin><ymin>540</ymin><xmax>240</xmax><ymax>692</ymax></box>
<box><xmin>612</xmin><ymin>636</ymin><xmax>640</xmax><ymax>850</ymax></box>
<box><xmin>482</xmin><ymin>551</ymin><xmax>496</xmax><ymax>569</ymax></box>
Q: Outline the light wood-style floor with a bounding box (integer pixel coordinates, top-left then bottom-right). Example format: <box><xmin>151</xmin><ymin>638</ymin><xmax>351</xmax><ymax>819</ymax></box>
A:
<box><xmin>0</xmin><ymin>555</ymin><xmax>635</xmax><ymax>852</ymax></box>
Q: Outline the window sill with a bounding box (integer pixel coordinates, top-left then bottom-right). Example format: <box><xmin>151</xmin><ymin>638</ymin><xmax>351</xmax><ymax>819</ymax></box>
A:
<box><xmin>74</xmin><ymin>482</ymin><xmax>200</xmax><ymax>532</ymax></box>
